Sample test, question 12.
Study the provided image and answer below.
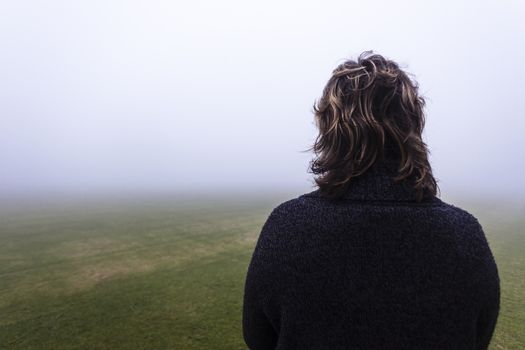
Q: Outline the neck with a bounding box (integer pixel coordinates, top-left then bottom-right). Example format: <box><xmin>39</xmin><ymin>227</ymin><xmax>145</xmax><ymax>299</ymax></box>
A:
<box><xmin>307</xmin><ymin>156</ymin><xmax>436</xmax><ymax>203</ymax></box>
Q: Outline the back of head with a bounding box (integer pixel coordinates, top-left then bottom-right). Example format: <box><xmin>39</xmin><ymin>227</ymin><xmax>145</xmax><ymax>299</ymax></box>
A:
<box><xmin>309</xmin><ymin>50</ymin><xmax>439</xmax><ymax>202</ymax></box>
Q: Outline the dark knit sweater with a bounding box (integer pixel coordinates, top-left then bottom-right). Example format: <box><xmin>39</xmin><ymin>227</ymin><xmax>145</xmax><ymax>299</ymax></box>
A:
<box><xmin>242</xmin><ymin>159</ymin><xmax>500</xmax><ymax>350</ymax></box>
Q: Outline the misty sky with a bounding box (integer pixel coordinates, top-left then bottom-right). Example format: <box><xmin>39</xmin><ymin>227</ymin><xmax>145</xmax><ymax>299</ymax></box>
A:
<box><xmin>1</xmin><ymin>0</ymin><xmax>524</xmax><ymax>198</ymax></box>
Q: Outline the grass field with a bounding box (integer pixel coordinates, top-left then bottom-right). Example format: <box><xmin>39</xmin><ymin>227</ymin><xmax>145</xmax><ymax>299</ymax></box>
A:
<box><xmin>0</xmin><ymin>193</ymin><xmax>523</xmax><ymax>349</ymax></box>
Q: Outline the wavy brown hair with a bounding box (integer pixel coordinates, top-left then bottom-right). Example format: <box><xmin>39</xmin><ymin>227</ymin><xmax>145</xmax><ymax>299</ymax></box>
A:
<box><xmin>307</xmin><ymin>51</ymin><xmax>439</xmax><ymax>201</ymax></box>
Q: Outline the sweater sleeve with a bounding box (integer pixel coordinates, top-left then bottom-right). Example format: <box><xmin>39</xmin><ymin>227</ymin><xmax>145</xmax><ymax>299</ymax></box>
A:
<box><xmin>472</xmin><ymin>219</ymin><xmax>501</xmax><ymax>350</ymax></box>
<box><xmin>242</xmin><ymin>209</ymin><xmax>280</xmax><ymax>350</ymax></box>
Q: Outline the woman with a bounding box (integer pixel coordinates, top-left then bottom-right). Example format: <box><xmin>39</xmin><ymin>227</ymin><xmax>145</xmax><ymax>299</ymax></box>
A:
<box><xmin>242</xmin><ymin>51</ymin><xmax>500</xmax><ymax>350</ymax></box>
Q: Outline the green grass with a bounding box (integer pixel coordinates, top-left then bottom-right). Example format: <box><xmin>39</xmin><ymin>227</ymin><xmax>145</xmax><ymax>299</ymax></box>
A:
<box><xmin>0</xmin><ymin>194</ymin><xmax>523</xmax><ymax>349</ymax></box>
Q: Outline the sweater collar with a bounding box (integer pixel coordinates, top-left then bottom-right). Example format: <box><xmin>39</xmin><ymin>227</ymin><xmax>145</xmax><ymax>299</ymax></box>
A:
<box><xmin>304</xmin><ymin>157</ymin><xmax>437</xmax><ymax>203</ymax></box>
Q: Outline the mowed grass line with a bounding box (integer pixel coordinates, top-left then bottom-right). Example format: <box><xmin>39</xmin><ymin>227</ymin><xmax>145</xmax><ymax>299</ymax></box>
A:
<box><xmin>0</xmin><ymin>196</ymin><xmax>280</xmax><ymax>350</ymax></box>
<box><xmin>0</xmin><ymin>195</ymin><xmax>523</xmax><ymax>349</ymax></box>
<box><xmin>1</xmin><ymin>248</ymin><xmax>254</xmax><ymax>349</ymax></box>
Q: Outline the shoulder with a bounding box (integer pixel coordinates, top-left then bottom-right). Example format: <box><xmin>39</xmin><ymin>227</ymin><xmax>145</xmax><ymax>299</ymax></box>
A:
<box><xmin>256</xmin><ymin>191</ymin><xmax>322</xmax><ymax>245</ymax></box>
<box><xmin>434</xmin><ymin>200</ymin><xmax>495</xmax><ymax>263</ymax></box>
<box><xmin>435</xmin><ymin>198</ymin><xmax>484</xmax><ymax>230</ymax></box>
<box><xmin>265</xmin><ymin>190</ymin><xmax>323</xmax><ymax>224</ymax></box>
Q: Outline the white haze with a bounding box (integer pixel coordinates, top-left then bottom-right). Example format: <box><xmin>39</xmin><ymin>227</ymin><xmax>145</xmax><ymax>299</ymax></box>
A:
<box><xmin>0</xmin><ymin>0</ymin><xmax>524</xmax><ymax>200</ymax></box>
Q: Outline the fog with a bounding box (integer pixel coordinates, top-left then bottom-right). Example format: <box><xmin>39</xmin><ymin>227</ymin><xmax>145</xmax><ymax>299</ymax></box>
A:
<box><xmin>1</xmin><ymin>0</ymin><xmax>524</xmax><ymax>201</ymax></box>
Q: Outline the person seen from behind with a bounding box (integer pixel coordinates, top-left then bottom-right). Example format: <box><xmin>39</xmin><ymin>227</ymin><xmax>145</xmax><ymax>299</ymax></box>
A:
<box><xmin>242</xmin><ymin>50</ymin><xmax>500</xmax><ymax>350</ymax></box>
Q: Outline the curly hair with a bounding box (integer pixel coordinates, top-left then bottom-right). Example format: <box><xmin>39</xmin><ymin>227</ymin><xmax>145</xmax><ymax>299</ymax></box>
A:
<box><xmin>307</xmin><ymin>50</ymin><xmax>439</xmax><ymax>202</ymax></box>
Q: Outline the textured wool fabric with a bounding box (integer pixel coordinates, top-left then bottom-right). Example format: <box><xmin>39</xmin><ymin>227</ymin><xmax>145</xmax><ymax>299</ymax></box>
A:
<box><xmin>242</xmin><ymin>158</ymin><xmax>500</xmax><ymax>350</ymax></box>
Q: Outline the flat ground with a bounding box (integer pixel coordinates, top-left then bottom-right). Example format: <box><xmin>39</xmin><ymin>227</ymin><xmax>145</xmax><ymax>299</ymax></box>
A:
<box><xmin>0</xmin><ymin>193</ymin><xmax>523</xmax><ymax>349</ymax></box>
